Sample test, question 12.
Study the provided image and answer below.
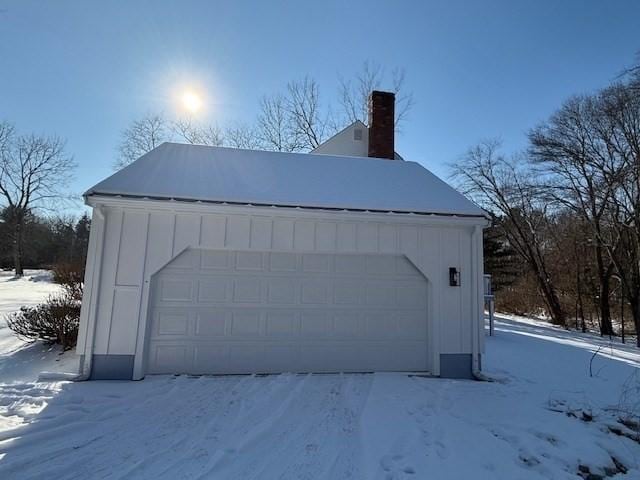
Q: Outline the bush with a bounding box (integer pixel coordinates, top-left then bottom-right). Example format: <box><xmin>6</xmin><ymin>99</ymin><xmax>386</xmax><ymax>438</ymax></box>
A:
<box><xmin>6</xmin><ymin>291</ymin><xmax>81</xmax><ymax>350</ymax></box>
<box><xmin>7</xmin><ymin>261</ymin><xmax>84</xmax><ymax>350</ymax></box>
<box><xmin>51</xmin><ymin>261</ymin><xmax>84</xmax><ymax>301</ymax></box>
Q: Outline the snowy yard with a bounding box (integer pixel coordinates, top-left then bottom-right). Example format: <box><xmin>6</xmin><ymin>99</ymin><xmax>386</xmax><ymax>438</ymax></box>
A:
<box><xmin>0</xmin><ymin>270</ymin><xmax>78</xmax><ymax>384</ymax></box>
<box><xmin>0</xmin><ymin>274</ymin><xmax>638</xmax><ymax>479</ymax></box>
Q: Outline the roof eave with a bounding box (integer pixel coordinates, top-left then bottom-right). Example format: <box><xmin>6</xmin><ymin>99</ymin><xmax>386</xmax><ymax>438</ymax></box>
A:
<box><xmin>85</xmin><ymin>192</ymin><xmax>490</xmax><ymax>222</ymax></box>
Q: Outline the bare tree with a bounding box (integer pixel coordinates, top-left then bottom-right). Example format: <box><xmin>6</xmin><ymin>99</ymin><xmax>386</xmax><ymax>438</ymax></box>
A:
<box><xmin>172</xmin><ymin>118</ymin><xmax>225</xmax><ymax>146</ymax></box>
<box><xmin>338</xmin><ymin>61</ymin><xmax>414</xmax><ymax>131</ymax></box>
<box><xmin>116</xmin><ymin>113</ymin><xmax>168</xmax><ymax>169</ymax></box>
<box><xmin>225</xmin><ymin>123</ymin><xmax>262</xmax><ymax>150</ymax></box>
<box><xmin>596</xmin><ymin>81</ymin><xmax>640</xmax><ymax>346</ymax></box>
<box><xmin>622</xmin><ymin>52</ymin><xmax>640</xmax><ymax>93</ymax></box>
<box><xmin>451</xmin><ymin>140</ymin><xmax>567</xmax><ymax>325</ymax></box>
<box><xmin>0</xmin><ymin>122</ymin><xmax>76</xmax><ymax>276</ymax></box>
<box><xmin>529</xmin><ymin>95</ymin><xmax>617</xmax><ymax>336</ymax></box>
<box><xmin>257</xmin><ymin>94</ymin><xmax>303</xmax><ymax>152</ymax></box>
<box><xmin>284</xmin><ymin>77</ymin><xmax>332</xmax><ymax>150</ymax></box>
<box><xmin>116</xmin><ymin>66</ymin><xmax>415</xmax><ymax>165</ymax></box>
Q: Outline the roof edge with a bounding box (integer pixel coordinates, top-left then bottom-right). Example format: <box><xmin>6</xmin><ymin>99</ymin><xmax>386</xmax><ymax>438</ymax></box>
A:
<box><xmin>85</xmin><ymin>191</ymin><xmax>490</xmax><ymax>221</ymax></box>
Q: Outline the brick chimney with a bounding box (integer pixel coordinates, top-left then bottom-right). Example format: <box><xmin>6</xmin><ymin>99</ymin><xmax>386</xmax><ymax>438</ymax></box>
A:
<box><xmin>367</xmin><ymin>90</ymin><xmax>395</xmax><ymax>160</ymax></box>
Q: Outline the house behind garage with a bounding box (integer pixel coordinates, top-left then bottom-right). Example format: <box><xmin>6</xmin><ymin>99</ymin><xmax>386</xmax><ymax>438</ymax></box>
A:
<box><xmin>77</xmin><ymin>92</ymin><xmax>488</xmax><ymax>380</ymax></box>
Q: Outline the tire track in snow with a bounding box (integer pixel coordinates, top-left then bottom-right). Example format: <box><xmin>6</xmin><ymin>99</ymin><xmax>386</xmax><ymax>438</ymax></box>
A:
<box><xmin>1</xmin><ymin>376</ymin><xmax>250</xmax><ymax>479</ymax></box>
<box><xmin>192</xmin><ymin>373</ymin><xmax>314</xmax><ymax>479</ymax></box>
<box><xmin>114</xmin><ymin>374</ymin><xmax>286</xmax><ymax>479</ymax></box>
<box><xmin>407</xmin><ymin>376</ymin><xmax>451</xmax><ymax>461</ymax></box>
<box><xmin>203</xmin><ymin>374</ymin><xmax>373</xmax><ymax>480</ymax></box>
<box><xmin>272</xmin><ymin>373</ymin><xmax>373</xmax><ymax>480</ymax></box>
<box><xmin>100</xmin><ymin>375</ymin><xmax>262</xmax><ymax>479</ymax></box>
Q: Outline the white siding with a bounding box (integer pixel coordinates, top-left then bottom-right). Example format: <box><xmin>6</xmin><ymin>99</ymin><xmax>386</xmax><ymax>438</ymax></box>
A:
<box><xmin>310</xmin><ymin>121</ymin><xmax>369</xmax><ymax>157</ymax></box>
<box><xmin>83</xmin><ymin>200</ymin><xmax>483</xmax><ymax>377</ymax></box>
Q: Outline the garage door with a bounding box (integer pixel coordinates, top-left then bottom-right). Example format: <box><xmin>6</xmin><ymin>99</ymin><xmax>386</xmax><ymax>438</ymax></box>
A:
<box><xmin>145</xmin><ymin>249</ymin><xmax>428</xmax><ymax>374</ymax></box>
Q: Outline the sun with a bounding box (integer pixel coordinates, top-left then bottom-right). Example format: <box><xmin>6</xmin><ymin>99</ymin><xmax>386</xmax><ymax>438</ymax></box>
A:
<box><xmin>181</xmin><ymin>90</ymin><xmax>203</xmax><ymax>114</ymax></box>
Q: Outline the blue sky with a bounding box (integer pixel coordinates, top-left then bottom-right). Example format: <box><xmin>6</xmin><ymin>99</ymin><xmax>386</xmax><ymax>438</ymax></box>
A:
<box><xmin>1</xmin><ymin>0</ymin><xmax>638</xmax><ymax>214</ymax></box>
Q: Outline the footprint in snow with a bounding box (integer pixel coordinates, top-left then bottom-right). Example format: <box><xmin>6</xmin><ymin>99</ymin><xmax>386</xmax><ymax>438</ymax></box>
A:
<box><xmin>380</xmin><ymin>454</ymin><xmax>416</xmax><ymax>477</ymax></box>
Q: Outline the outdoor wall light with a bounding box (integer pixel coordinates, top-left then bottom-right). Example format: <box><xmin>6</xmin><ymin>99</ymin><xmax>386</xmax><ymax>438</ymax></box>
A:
<box><xmin>449</xmin><ymin>267</ymin><xmax>460</xmax><ymax>287</ymax></box>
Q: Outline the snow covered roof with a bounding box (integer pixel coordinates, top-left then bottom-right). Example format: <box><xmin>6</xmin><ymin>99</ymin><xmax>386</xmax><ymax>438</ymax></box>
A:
<box><xmin>85</xmin><ymin>143</ymin><xmax>486</xmax><ymax>218</ymax></box>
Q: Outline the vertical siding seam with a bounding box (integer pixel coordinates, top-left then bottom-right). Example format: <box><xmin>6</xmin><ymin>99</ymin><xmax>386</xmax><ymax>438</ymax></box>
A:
<box><xmin>106</xmin><ymin>210</ymin><xmax>125</xmax><ymax>355</ymax></box>
<box><xmin>332</xmin><ymin>222</ymin><xmax>337</xmax><ymax>252</ymax></box>
<box><xmin>312</xmin><ymin>221</ymin><xmax>317</xmax><ymax>251</ymax></box>
<box><xmin>77</xmin><ymin>208</ymin><xmax>100</xmax><ymax>352</ymax></box>
<box><xmin>249</xmin><ymin>217</ymin><xmax>254</xmax><ymax>248</ymax></box>
<box><xmin>268</xmin><ymin>217</ymin><xmax>275</xmax><ymax>249</ymax></box>
<box><xmin>223</xmin><ymin>215</ymin><xmax>229</xmax><ymax>248</ymax></box>
<box><xmin>132</xmin><ymin>212</ymin><xmax>151</xmax><ymax>361</ymax></box>
<box><xmin>437</xmin><ymin>228</ymin><xmax>443</xmax><ymax>355</ymax></box>
<box><xmin>458</xmin><ymin>230</ymin><xmax>463</xmax><ymax>353</ymax></box>
<box><xmin>170</xmin><ymin>214</ymin><xmax>177</xmax><ymax>256</ymax></box>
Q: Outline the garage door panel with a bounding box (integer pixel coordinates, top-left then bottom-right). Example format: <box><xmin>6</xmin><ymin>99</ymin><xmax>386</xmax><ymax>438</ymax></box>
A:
<box><xmin>334</xmin><ymin>255</ymin><xmax>366</xmax><ymax>274</ymax></box>
<box><xmin>269</xmin><ymin>252</ymin><xmax>298</xmax><ymax>271</ymax></box>
<box><xmin>365</xmin><ymin>313</ymin><xmax>395</xmax><ymax>338</ymax></box>
<box><xmin>267</xmin><ymin>279</ymin><xmax>297</xmax><ymax>304</ymax></box>
<box><xmin>226</xmin><ymin>344</ymin><xmax>266</xmax><ymax>372</ymax></box>
<box><xmin>266</xmin><ymin>311</ymin><xmax>297</xmax><ymax>337</ymax></box>
<box><xmin>397</xmin><ymin>283</ymin><xmax>428</xmax><ymax>308</ymax></box>
<box><xmin>198</xmin><ymin>278</ymin><xmax>229</xmax><ymax>303</ymax></box>
<box><xmin>232</xmin><ymin>279</ymin><xmax>262</xmax><ymax>303</ymax></box>
<box><xmin>193</xmin><ymin>345</ymin><xmax>226</xmax><ymax>373</ymax></box>
<box><xmin>146</xmin><ymin>250</ymin><xmax>429</xmax><ymax>375</ymax></box>
<box><xmin>333</xmin><ymin>280</ymin><xmax>363</xmax><ymax>305</ymax></box>
<box><xmin>397</xmin><ymin>311</ymin><xmax>428</xmax><ymax>338</ymax></box>
<box><xmin>159</xmin><ymin>278</ymin><xmax>194</xmax><ymax>302</ymax></box>
<box><xmin>194</xmin><ymin>310</ymin><xmax>228</xmax><ymax>336</ymax></box>
<box><xmin>230</xmin><ymin>311</ymin><xmax>261</xmax><ymax>336</ymax></box>
<box><xmin>302</xmin><ymin>254</ymin><xmax>330</xmax><ymax>273</ymax></box>
<box><xmin>236</xmin><ymin>251</ymin><xmax>264</xmax><ymax>270</ymax></box>
<box><xmin>201</xmin><ymin>250</ymin><xmax>231</xmax><ymax>270</ymax></box>
<box><xmin>366</xmin><ymin>255</ymin><xmax>396</xmax><ymax>275</ymax></box>
<box><xmin>263</xmin><ymin>345</ymin><xmax>299</xmax><ymax>372</ymax></box>
<box><xmin>156</xmin><ymin>311</ymin><xmax>190</xmax><ymax>336</ymax></box>
<box><xmin>300</xmin><ymin>311</ymin><xmax>331</xmax><ymax>336</ymax></box>
<box><xmin>333</xmin><ymin>313</ymin><xmax>361</xmax><ymax>337</ymax></box>
<box><xmin>153</xmin><ymin>344</ymin><xmax>190</xmax><ymax>372</ymax></box>
<box><xmin>301</xmin><ymin>280</ymin><xmax>329</xmax><ymax>304</ymax></box>
<box><xmin>365</xmin><ymin>281</ymin><xmax>396</xmax><ymax>306</ymax></box>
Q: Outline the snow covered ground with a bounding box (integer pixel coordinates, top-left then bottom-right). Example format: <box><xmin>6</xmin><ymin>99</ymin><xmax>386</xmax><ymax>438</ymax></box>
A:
<box><xmin>0</xmin><ymin>270</ymin><xmax>78</xmax><ymax>384</ymax></box>
<box><xmin>0</xmin><ymin>275</ymin><xmax>638</xmax><ymax>479</ymax></box>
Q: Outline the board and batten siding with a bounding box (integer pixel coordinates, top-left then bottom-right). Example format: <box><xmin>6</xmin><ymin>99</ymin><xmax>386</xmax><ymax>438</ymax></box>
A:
<box><xmin>77</xmin><ymin>198</ymin><xmax>484</xmax><ymax>378</ymax></box>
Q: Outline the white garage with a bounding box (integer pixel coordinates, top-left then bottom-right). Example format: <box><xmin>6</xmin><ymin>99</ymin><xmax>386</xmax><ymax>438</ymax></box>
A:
<box><xmin>146</xmin><ymin>249</ymin><xmax>429</xmax><ymax>375</ymax></box>
<box><xmin>76</xmin><ymin>142</ymin><xmax>488</xmax><ymax>381</ymax></box>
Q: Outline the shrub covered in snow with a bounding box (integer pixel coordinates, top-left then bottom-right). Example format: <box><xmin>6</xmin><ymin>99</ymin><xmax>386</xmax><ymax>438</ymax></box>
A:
<box><xmin>5</xmin><ymin>262</ymin><xmax>83</xmax><ymax>350</ymax></box>
<box><xmin>51</xmin><ymin>262</ymin><xmax>84</xmax><ymax>301</ymax></box>
<box><xmin>6</xmin><ymin>290</ymin><xmax>80</xmax><ymax>350</ymax></box>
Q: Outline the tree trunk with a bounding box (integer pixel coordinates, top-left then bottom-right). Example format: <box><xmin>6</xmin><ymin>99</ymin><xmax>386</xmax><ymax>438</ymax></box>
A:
<box><xmin>631</xmin><ymin>297</ymin><xmax>640</xmax><ymax>348</ymax></box>
<box><xmin>595</xmin><ymin>246</ymin><xmax>614</xmax><ymax>336</ymax></box>
<box><xmin>576</xmin><ymin>275</ymin><xmax>586</xmax><ymax>333</ymax></box>
<box><xmin>13</xmin><ymin>221</ymin><xmax>24</xmax><ymax>277</ymax></box>
<box><xmin>527</xmin><ymin>251</ymin><xmax>566</xmax><ymax>326</ymax></box>
<box><xmin>621</xmin><ymin>293</ymin><xmax>625</xmax><ymax>344</ymax></box>
<box><xmin>540</xmin><ymin>278</ymin><xmax>566</xmax><ymax>326</ymax></box>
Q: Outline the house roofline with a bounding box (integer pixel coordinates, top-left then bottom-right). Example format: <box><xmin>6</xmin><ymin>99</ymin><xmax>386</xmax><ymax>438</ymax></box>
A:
<box><xmin>85</xmin><ymin>193</ymin><xmax>490</xmax><ymax>224</ymax></box>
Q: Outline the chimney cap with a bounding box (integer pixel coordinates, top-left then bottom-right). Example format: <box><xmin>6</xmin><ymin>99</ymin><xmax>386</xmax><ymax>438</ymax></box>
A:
<box><xmin>370</xmin><ymin>90</ymin><xmax>395</xmax><ymax>98</ymax></box>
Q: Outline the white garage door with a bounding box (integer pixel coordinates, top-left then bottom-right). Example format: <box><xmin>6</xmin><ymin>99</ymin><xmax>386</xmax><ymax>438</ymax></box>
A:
<box><xmin>145</xmin><ymin>249</ymin><xmax>428</xmax><ymax>375</ymax></box>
